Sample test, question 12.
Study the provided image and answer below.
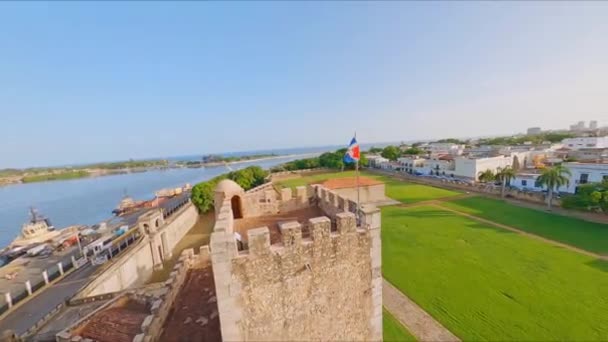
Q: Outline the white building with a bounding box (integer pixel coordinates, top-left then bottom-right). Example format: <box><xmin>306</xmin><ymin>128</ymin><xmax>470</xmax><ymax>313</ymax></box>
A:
<box><xmin>425</xmin><ymin>143</ymin><xmax>465</xmax><ymax>156</ymax></box>
<box><xmin>561</xmin><ymin>137</ymin><xmax>608</xmax><ymax>150</ymax></box>
<box><xmin>570</xmin><ymin>121</ymin><xmax>586</xmax><ymax>132</ymax></box>
<box><xmin>453</xmin><ymin>155</ymin><xmax>513</xmax><ymax>180</ymax></box>
<box><xmin>590</xmin><ymin>120</ymin><xmax>598</xmax><ymax>130</ymax></box>
<box><xmin>562</xmin><ymin>162</ymin><xmax>608</xmax><ymax>193</ymax></box>
<box><xmin>398</xmin><ymin>157</ymin><xmax>425</xmax><ymax>174</ymax></box>
<box><xmin>398</xmin><ymin>156</ymin><xmax>454</xmax><ymax>176</ymax></box>
<box><xmin>511</xmin><ymin>173</ymin><xmax>544</xmax><ymax>192</ymax></box>
<box><xmin>366</xmin><ymin>155</ymin><xmax>389</xmax><ymax>168</ymax></box>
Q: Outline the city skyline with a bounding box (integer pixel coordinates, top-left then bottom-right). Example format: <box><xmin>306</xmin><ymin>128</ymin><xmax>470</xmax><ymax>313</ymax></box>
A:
<box><xmin>1</xmin><ymin>2</ymin><xmax>608</xmax><ymax>167</ymax></box>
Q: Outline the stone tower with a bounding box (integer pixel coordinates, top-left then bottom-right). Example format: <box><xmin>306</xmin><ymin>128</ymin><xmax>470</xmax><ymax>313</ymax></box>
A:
<box><xmin>210</xmin><ymin>183</ymin><xmax>382</xmax><ymax>341</ymax></box>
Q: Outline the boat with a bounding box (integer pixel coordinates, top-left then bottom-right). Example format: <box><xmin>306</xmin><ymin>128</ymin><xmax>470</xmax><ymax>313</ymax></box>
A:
<box><xmin>10</xmin><ymin>208</ymin><xmax>61</xmax><ymax>247</ymax></box>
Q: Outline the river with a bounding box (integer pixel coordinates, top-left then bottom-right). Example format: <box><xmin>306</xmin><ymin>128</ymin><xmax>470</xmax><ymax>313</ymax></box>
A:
<box><xmin>0</xmin><ymin>154</ymin><xmax>316</xmax><ymax>247</ymax></box>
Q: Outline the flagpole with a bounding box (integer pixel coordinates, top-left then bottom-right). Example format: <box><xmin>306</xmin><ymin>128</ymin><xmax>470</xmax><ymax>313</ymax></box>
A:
<box><xmin>355</xmin><ymin>132</ymin><xmax>360</xmax><ymax>222</ymax></box>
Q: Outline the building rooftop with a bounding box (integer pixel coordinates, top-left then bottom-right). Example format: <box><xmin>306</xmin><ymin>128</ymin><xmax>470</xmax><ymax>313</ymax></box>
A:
<box><xmin>319</xmin><ymin>176</ymin><xmax>383</xmax><ymax>190</ymax></box>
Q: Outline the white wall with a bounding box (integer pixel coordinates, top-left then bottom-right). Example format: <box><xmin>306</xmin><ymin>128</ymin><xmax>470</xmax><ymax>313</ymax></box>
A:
<box><xmin>562</xmin><ymin>137</ymin><xmax>608</xmax><ymax>150</ymax></box>
<box><xmin>511</xmin><ymin>174</ymin><xmax>544</xmax><ymax>192</ymax></box>
<box><xmin>453</xmin><ymin>156</ymin><xmax>513</xmax><ymax>180</ymax></box>
<box><xmin>563</xmin><ymin>162</ymin><xmax>608</xmax><ymax>193</ymax></box>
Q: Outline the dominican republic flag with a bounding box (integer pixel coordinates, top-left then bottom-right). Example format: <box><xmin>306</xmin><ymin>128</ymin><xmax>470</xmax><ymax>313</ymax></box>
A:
<box><xmin>343</xmin><ymin>136</ymin><xmax>360</xmax><ymax>164</ymax></box>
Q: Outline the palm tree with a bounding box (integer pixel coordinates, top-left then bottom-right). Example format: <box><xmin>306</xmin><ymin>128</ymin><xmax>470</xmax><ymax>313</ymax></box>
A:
<box><xmin>496</xmin><ymin>166</ymin><xmax>517</xmax><ymax>198</ymax></box>
<box><xmin>478</xmin><ymin>169</ymin><xmax>495</xmax><ymax>183</ymax></box>
<box><xmin>536</xmin><ymin>165</ymin><xmax>571</xmax><ymax>210</ymax></box>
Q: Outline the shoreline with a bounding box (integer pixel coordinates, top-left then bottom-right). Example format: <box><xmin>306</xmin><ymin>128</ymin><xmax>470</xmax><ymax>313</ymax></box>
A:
<box><xmin>0</xmin><ymin>153</ymin><xmax>318</xmax><ymax>187</ymax></box>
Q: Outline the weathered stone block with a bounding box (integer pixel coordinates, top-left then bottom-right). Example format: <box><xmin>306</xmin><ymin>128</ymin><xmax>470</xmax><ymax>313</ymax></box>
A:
<box><xmin>309</xmin><ymin>216</ymin><xmax>331</xmax><ymax>241</ymax></box>
<box><xmin>132</xmin><ymin>334</ymin><xmax>145</xmax><ymax>342</ymax></box>
<box><xmin>336</xmin><ymin>212</ymin><xmax>356</xmax><ymax>234</ymax></box>
<box><xmin>141</xmin><ymin>315</ymin><xmax>153</xmax><ymax>332</ymax></box>
<box><xmin>279</xmin><ymin>221</ymin><xmax>302</xmax><ymax>247</ymax></box>
<box><xmin>247</xmin><ymin>227</ymin><xmax>271</xmax><ymax>257</ymax></box>
<box><xmin>281</xmin><ymin>188</ymin><xmax>292</xmax><ymax>201</ymax></box>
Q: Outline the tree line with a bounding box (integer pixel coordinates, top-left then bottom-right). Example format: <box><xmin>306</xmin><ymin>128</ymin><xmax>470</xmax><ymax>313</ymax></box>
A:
<box><xmin>270</xmin><ymin>148</ymin><xmax>368</xmax><ymax>172</ymax></box>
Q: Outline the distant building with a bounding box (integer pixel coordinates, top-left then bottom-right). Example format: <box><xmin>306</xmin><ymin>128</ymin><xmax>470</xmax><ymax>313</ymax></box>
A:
<box><xmin>562</xmin><ymin>162</ymin><xmax>608</xmax><ymax>193</ymax></box>
<box><xmin>561</xmin><ymin>136</ymin><xmax>608</xmax><ymax>150</ymax></box>
<box><xmin>569</xmin><ymin>121</ymin><xmax>586</xmax><ymax>132</ymax></box>
<box><xmin>511</xmin><ymin>172</ymin><xmax>544</xmax><ymax>192</ymax></box>
<box><xmin>425</xmin><ymin>142</ymin><xmax>465</xmax><ymax>156</ymax></box>
<box><xmin>527</xmin><ymin>127</ymin><xmax>542</xmax><ymax>135</ymax></box>
<box><xmin>568</xmin><ymin>148</ymin><xmax>608</xmax><ymax>162</ymax></box>
<box><xmin>453</xmin><ymin>155</ymin><xmax>513</xmax><ymax>180</ymax></box>
<box><xmin>398</xmin><ymin>156</ymin><xmax>454</xmax><ymax>176</ymax></box>
<box><xmin>366</xmin><ymin>155</ymin><xmax>389</xmax><ymax>168</ymax></box>
<box><xmin>590</xmin><ymin>120</ymin><xmax>598</xmax><ymax>130</ymax></box>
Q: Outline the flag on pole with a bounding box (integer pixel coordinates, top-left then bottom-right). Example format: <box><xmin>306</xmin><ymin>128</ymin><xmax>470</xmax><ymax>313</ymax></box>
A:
<box><xmin>343</xmin><ymin>137</ymin><xmax>360</xmax><ymax>164</ymax></box>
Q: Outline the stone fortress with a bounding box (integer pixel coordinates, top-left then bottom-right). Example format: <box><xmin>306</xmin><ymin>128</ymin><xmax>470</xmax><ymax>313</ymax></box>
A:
<box><xmin>210</xmin><ymin>178</ymin><xmax>383</xmax><ymax>341</ymax></box>
<box><xmin>43</xmin><ymin>175</ymin><xmax>384</xmax><ymax>342</ymax></box>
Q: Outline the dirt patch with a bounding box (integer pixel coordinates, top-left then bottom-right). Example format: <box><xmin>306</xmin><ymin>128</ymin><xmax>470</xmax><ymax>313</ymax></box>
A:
<box><xmin>160</xmin><ymin>262</ymin><xmax>221</xmax><ymax>342</ymax></box>
<box><xmin>78</xmin><ymin>298</ymin><xmax>149</xmax><ymax>342</ymax></box>
<box><xmin>233</xmin><ymin>206</ymin><xmax>325</xmax><ymax>243</ymax></box>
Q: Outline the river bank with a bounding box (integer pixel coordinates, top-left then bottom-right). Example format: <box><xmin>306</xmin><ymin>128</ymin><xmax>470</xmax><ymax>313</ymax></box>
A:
<box><xmin>0</xmin><ymin>153</ymin><xmax>317</xmax><ymax>186</ymax></box>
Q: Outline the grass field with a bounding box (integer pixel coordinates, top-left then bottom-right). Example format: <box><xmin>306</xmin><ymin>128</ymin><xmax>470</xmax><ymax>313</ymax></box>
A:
<box><xmin>383</xmin><ymin>308</ymin><xmax>417</xmax><ymax>341</ymax></box>
<box><xmin>440</xmin><ymin>196</ymin><xmax>608</xmax><ymax>255</ymax></box>
<box><xmin>275</xmin><ymin>170</ymin><xmax>460</xmax><ymax>204</ymax></box>
<box><xmin>382</xmin><ymin>205</ymin><xmax>608</xmax><ymax>341</ymax></box>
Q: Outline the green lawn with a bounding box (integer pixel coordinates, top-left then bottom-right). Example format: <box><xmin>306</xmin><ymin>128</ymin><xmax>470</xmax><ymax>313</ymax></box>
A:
<box><xmin>382</xmin><ymin>205</ymin><xmax>608</xmax><ymax>341</ymax></box>
<box><xmin>383</xmin><ymin>308</ymin><xmax>417</xmax><ymax>342</ymax></box>
<box><xmin>440</xmin><ymin>196</ymin><xmax>608</xmax><ymax>255</ymax></box>
<box><xmin>275</xmin><ymin>170</ymin><xmax>459</xmax><ymax>204</ymax></box>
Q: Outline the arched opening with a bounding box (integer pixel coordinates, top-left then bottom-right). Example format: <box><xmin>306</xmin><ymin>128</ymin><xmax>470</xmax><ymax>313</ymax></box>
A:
<box><xmin>155</xmin><ymin>218</ymin><xmax>161</xmax><ymax>228</ymax></box>
<box><xmin>231</xmin><ymin>195</ymin><xmax>243</xmax><ymax>219</ymax></box>
<box><xmin>143</xmin><ymin>223</ymin><xmax>150</xmax><ymax>234</ymax></box>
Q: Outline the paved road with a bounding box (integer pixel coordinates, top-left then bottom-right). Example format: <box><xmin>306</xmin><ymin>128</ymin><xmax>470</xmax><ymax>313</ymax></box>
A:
<box><xmin>0</xmin><ymin>263</ymin><xmax>99</xmax><ymax>335</ymax></box>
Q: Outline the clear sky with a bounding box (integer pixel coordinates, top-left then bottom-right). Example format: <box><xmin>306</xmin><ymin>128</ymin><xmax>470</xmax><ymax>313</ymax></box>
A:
<box><xmin>1</xmin><ymin>2</ymin><xmax>607</xmax><ymax>168</ymax></box>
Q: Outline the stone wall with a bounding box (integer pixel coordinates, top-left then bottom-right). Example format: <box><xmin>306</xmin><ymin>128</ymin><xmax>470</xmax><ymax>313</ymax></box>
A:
<box><xmin>77</xmin><ymin>203</ymin><xmax>199</xmax><ymax>298</ymax></box>
<box><xmin>210</xmin><ymin>185</ymin><xmax>382</xmax><ymax>341</ymax></box>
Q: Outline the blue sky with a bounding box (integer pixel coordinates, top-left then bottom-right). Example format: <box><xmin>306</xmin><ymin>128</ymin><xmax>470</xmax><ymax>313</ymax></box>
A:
<box><xmin>1</xmin><ymin>2</ymin><xmax>607</xmax><ymax>168</ymax></box>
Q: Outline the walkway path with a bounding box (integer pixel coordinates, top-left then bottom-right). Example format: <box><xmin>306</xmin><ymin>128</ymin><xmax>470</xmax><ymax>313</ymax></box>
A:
<box><xmin>433</xmin><ymin>203</ymin><xmax>608</xmax><ymax>260</ymax></box>
<box><xmin>383</xmin><ymin>279</ymin><xmax>460</xmax><ymax>342</ymax></box>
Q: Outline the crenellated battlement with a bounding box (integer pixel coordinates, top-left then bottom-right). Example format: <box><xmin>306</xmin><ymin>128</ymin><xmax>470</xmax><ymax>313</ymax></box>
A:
<box><xmin>209</xmin><ymin>180</ymin><xmax>382</xmax><ymax>341</ymax></box>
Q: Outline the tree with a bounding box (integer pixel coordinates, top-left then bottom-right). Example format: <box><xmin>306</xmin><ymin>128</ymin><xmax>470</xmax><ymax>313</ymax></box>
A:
<box><xmin>478</xmin><ymin>169</ymin><xmax>495</xmax><ymax>183</ymax></box>
<box><xmin>368</xmin><ymin>147</ymin><xmax>383</xmax><ymax>154</ymax></box>
<box><xmin>381</xmin><ymin>146</ymin><xmax>401</xmax><ymax>161</ymax></box>
<box><xmin>403</xmin><ymin>147</ymin><xmax>424</xmax><ymax>155</ymax></box>
<box><xmin>319</xmin><ymin>151</ymin><xmax>344</xmax><ymax>169</ymax></box>
<box><xmin>536</xmin><ymin>165</ymin><xmax>571</xmax><ymax>210</ymax></box>
<box><xmin>496</xmin><ymin>166</ymin><xmax>516</xmax><ymax>198</ymax></box>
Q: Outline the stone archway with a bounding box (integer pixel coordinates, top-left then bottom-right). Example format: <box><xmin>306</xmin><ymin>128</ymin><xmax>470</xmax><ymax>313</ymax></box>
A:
<box><xmin>231</xmin><ymin>195</ymin><xmax>243</xmax><ymax>219</ymax></box>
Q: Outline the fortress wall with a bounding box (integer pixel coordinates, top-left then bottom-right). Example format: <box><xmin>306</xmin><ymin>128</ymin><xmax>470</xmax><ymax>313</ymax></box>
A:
<box><xmin>210</xmin><ymin>187</ymin><xmax>382</xmax><ymax>341</ymax></box>
<box><xmin>81</xmin><ymin>238</ymin><xmax>155</xmax><ymax>297</ymax></box>
<box><xmin>78</xmin><ymin>203</ymin><xmax>198</xmax><ymax>298</ymax></box>
<box><xmin>162</xmin><ymin>203</ymin><xmax>199</xmax><ymax>257</ymax></box>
